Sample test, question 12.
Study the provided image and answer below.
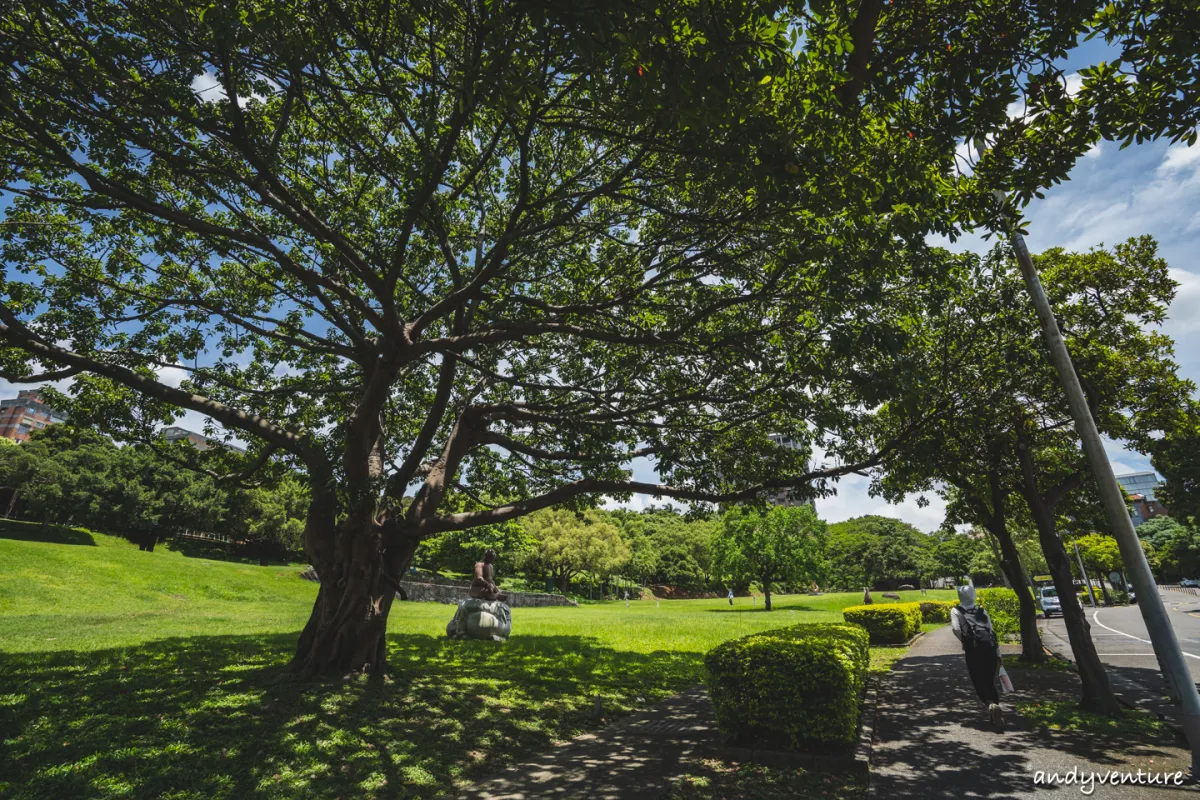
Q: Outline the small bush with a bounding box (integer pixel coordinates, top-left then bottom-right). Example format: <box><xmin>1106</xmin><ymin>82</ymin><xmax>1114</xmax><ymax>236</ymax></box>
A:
<box><xmin>918</xmin><ymin>600</ymin><xmax>956</xmax><ymax>624</ymax></box>
<box><xmin>842</xmin><ymin>603</ymin><xmax>921</xmax><ymax>644</ymax></box>
<box><xmin>705</xmin><ymin>623</ymin><xmax>869</xmax><ymax>749</ymax></box>
<box><xmin>976</xmin><ymin>588</ymin><xmax>1030</xmax><ymax>638</ymax></box>
<box><xmin>1110</xmin><ymin>590</ymin><xmax>1129</xmax><ymax>605</ymax></box>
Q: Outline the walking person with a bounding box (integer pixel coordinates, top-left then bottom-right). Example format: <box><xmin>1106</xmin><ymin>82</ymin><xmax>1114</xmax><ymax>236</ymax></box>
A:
<box><xmin>727</xmin><ymin>588</ymin><xmax>734</xmax><ymax>606</ymax></box>
<box><xmin>950</xmin><ymin>583</ymin><xmax>1004</xmax><ymax>727</ymax></box>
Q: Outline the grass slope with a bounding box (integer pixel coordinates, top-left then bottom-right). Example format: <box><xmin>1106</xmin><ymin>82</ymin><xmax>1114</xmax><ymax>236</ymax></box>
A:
<box><xmin>0</xmin><ymin>521</ymin><xmax>951</xmax><ymax>799</ymax></box>
<box><xmin>0</xmin><ymin>521</ymin><xmax>315</xmax><ymax>652</ymax></box>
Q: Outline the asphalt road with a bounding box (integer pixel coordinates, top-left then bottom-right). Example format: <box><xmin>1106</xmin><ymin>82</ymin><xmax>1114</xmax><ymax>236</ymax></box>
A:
<box><xmin>1043</xmin><ymin>588</ymin><xmax>1200</xmax><ymax>683</ymax></box>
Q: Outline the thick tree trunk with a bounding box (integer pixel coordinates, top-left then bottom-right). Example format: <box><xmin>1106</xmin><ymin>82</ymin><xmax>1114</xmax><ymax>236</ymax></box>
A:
<box><xmin>1022</xmin><ymin>494</ymin><xmax>1121</xmax><ymax>714</ymax></box>
<box><xmin>290</xmin><ymin>518</ymin><xmax>421</xmax><ymax>679</ymax></box>
<box><xmin>1097</xmin><ymin>577</ymin><xmax>1113</xmax><ymax>606</ymax></box>
<box><xmin>985</xmin><ymin>520</ymin><xmax>1044</xmax><ymax>663</ymax></box>
<box><xmin>762</xmin><ymin>576</ymin><xmax>772</xmax><ymax>611</ymax></box>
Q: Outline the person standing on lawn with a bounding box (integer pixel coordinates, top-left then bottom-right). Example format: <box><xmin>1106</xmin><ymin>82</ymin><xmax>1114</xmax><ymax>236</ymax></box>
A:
<box><xmin>951</xmin><ymin>583</ymin><xmax>1004</xmax><ymax>727</ymax></box>
<box><xmin>727</xmin><ymin>588</ymin><xmax>734</xmax><ymax>606</ymax></box>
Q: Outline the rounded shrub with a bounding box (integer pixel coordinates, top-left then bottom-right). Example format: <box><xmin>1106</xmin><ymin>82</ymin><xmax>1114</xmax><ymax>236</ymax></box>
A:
<box><xmin>842</xmin><ymin>603</ymin><xmax>921</xmax><ymax>644</ymax></box>
<box><xmin>918</xmin><ymin>599</ymin><xmax>956</xmax><ymax>624</ymax></box>
<box><xmin>705</xmin><ymin>623</ymin><xmax>869</xmax><ymax>749</ymax></box>
<box><xmin>976</xmin><ymin>587</ymin><xmax>1029</xmax><ymax>638</ymax></box>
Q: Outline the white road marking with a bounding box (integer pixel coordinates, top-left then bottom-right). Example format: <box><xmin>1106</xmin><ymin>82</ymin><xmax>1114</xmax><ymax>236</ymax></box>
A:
<box><xmin>1092</xmin><ymin>609</ymin><xmax>1200</xmax><ymax>661</ymax></box>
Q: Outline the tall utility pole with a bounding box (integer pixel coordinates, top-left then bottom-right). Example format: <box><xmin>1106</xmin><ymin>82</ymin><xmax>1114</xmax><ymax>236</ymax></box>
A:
<box><xmin>1004</xmin><ymin>216</ymin><xmax>1200</xmax><ymax>772</ymax></box>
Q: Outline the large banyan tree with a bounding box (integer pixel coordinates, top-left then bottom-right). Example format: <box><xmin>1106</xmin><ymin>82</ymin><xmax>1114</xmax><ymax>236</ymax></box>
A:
<box><xmin>0</xmin><ymin>0</ymin><xmax>1098</xmax><ymax>675</ymax></box>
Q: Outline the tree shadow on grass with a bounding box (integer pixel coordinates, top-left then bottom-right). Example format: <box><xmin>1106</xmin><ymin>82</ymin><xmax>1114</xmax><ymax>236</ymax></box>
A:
<box><xmin>705</xmin><ymin>605</ymin><xmax>825</xmax><ymax>614</ymax></box>
<box><xmin>162</xmin><ymin>537</ymin><xmax>296</xmax><ymax>566</ymax></box>
<box><xmin>0</xmin><ymin>519</ymin><xmax>95</xmax><ymax>546</ymax></box>
<box><xmin>0</xmin><ymin>632</ymin><xmax>703</xmax><ymax>799</ymax></box>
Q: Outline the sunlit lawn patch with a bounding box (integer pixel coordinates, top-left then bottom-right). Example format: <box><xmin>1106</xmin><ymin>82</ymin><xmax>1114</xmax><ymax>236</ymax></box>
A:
<box><xmin>0</xmin><ymin>522</ymin><xmax>956</xmax><ymax>798</ymax></box>
<box><xmin>1015</xmin><ymin>699</ymin><xmax>1174</xmax><ymax>741</ymax></box>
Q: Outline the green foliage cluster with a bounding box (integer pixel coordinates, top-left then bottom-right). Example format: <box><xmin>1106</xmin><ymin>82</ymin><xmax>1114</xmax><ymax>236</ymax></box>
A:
<box><xmin>918</xmin><ymin>600</ymin><xmax>956</xmax><ymax>624</ymax></box>
<box><xmin>607</xmin><ymin>507</ymin><xmax>721</xmax><ymax>592</ymax></box>
<box><xmin>712</xmin><ymin>504</ymin><xmax>826</xmax><ymax>609</ymax></box>
<box><xmin>705</xmin><ymin>623</ymin><xmax>869</xmax><ymax>749</ymax></box>
<box><xmin>517</xmin><ymin>508</ymin><xmax>632</xmax><ymax>593</ymax></box>
<box><xmin>1138</xmin><ymin>516</ymin><xmax>1200</xmax><ymax>582</ymax></box>
<box><xmin>841</xmin><ymin>603</ymin><xmax>921</xmax><ymax>644</ymax></box>
<box><xmin>1152</xmin><ymin>424</ymin><xmax>1200</xmax><ymax>527</ymax></box>
<box><xmin>821</xmin><ymin>516</ymin><xmax>995</xmax><ymax>590</ymax></box>
<box><xmin>975</xmin><ymin>588</ymin><xmax>1027</xmax><ymax>638</ymax></box>
<box><xmin>0</xmin><ymin>426</ymin><xmax>307</xmax><ymax>559</ymax></box>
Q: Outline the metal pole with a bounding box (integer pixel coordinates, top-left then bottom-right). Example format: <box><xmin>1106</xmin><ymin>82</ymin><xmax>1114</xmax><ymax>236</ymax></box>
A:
<box><xmin>1006</xmin><ymin>222</ymin><xmax>1200</xmax><ymax>771</ymax></box>
<box><xmin>1073</xmin><ymin>539</ymin><xmax>1098</xmax><ymax>608</ymax></box>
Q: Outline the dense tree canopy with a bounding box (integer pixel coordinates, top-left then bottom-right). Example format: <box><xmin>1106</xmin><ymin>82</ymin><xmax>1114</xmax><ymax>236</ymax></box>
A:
<box><xmin>1138</xmin><ymin>516</ymin><xmax>1200</xmax><ymax>583</ymax></box>
<box><xmin>1152</xmin><ymin>415</ymin><xmax>1200</xmax><ymax>527</ymax></box>
<box><xmin>0</xmin><ymin>0</ymin><xmax>1151</xmax><ymax>675</ymax></box>
<box><xmin>824</xmin><ymin>514</ymin><xmax>932</xmax><ymax>590</ymax></box>
<box><xmin>0</xmin><ymin>425</ymin><xmax>307</xmax><ymax>558</ymax></box>
<box><xmin>519</xmin><ymin>507</ymin><xmax>630</xmax><ymax>593</ymax></box>
<box><xmin>712</xmin><ymin>503</ymin><xmax>826</xmax><ymax>610</ymax></box>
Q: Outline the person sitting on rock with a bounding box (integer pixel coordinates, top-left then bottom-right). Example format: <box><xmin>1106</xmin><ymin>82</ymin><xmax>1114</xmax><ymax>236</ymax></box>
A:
<box><xmin>470</xmin><ymin>549</ymin><xmax>508</xmax><ymax>602</ymax></box>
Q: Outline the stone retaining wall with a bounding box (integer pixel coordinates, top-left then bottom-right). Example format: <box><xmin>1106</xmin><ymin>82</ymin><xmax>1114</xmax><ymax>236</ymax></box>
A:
<box><xmin>299</xmin><ymin>568</ymin><xmax>575</xmax><ymax>607</ymax></box>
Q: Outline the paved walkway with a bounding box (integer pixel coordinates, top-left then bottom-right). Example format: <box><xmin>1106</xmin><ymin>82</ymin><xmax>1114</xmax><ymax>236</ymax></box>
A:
<box><xmin>456</xmin><ymin>686</ymin><xmax>722</xmax><ymax>800</ymax></box>
<box><xmin>870</xmin><ymin>626</ymin><xmax>1194</xmax><ymax>799</ymax></box>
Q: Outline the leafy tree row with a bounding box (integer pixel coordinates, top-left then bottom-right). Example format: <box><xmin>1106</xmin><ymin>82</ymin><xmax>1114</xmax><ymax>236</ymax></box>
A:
<box><xmin>0</xmin><ymin>425</ymin><xmax>307</xmax><ymax>562</ymax></box>
<box><xmin>872</xmin><ymin>237</ymin><xmax>1194</xmax><ymax>715</ymax></box>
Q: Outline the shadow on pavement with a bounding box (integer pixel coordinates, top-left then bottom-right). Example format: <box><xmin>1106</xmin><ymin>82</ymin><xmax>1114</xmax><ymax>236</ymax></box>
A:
<box><xmin>871</xmin><ymin>639</ymin><xmax>1191</xmax><ymax>800</ymax></box>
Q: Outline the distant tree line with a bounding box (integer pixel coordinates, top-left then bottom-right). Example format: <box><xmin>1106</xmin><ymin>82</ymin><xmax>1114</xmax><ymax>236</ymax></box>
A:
<box><xmin>0</xmin><ymin>425</ymin><xmax>307</xmax><ymax>563</ymax></box>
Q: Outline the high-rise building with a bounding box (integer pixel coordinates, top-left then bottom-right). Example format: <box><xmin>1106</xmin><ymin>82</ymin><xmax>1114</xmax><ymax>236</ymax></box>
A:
<box><xmin>163</xmin><ymin>425</ymin><xmax>213</xmax><ymax>450</ymax></box>
<box><xmin>0</xmin><ymin>390</ymin><xmax>68</xmax><ymax>443</ymax></box>
<box><xmin>766</xmin><ymin>433</ymin><xmax>815</xmax><ymax>507</ymax></box>
<box><xmin>162</xmin><ymin>425</ymin><xmax>245</xmax><ymax>453</ymax></box>
<box><xmin>1115</xmin><ymin>471</ymin><xmax>1168</xmax><ymax>526</ymax></box>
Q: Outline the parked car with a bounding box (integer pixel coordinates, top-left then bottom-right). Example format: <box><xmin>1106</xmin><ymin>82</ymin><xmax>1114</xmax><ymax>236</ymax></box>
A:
<box><xmin>1039</xmin><ymin>586</ymin><xmax>1062</xmax><ymax>618</ymax></box>
<box><xmin>1180</xmin><ymin>579</ymin><xmax>1200</xmax><ymax>588</ymax></box>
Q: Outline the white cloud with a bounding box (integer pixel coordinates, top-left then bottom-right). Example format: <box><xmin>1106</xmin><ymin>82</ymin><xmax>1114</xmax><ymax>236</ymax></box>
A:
<box><xmin>1064</xmin><ymin>72</ymin><xmax>1084</xmax><ymax>97</ymax></box>
<box><xmin>815</xmin><ymin>474</ymin><xmax>948</xmax><ymax>533</ymax></box>
<box><xmin>155</xmin><ymin>366</ymin><xmax>188</xmax><ymax>388</ymax></box>
<box><xmin>190</xmin><ymin>69</ymin><xmax>269</xmax><ymax>106</ymax></box>
<box><xmin>191</xmin><ymin>70</ymin><xmax>227</xmax><ymax>103</ymax></box>
<box><xmin>1158</xmin><ymin>140</ymin><xmax>1200</xmax><ymax>175</ymax></box>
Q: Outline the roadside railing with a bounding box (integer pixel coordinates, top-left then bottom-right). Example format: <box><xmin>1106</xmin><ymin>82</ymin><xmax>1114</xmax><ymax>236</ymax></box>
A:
<box><xmin>1160</xmin><ymin>584</ymin><xmax>1200</xmax><ymax>597</ymax></box>
<box><xmin>175</xmin><ymin>530</ymin><xmax>234</xmax><ymax>544</ymax></box>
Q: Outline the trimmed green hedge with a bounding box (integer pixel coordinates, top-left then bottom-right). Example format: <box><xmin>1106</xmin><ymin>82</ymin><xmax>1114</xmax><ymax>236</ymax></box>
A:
<box><xmin>705</xmin><ymin>623</ymin><xmax>870</xmax><ymax>749</ymax></box>
<box><xmin>918</xmin><ymin>599</ymin><xmax>956</xmax><ymax>623</ymax></box>
<box><xmin>842</xmin><ymin>602</ymin><xmax>921</xmax><ymax>644</ymax></box>
<box><xmin>976</xmin><ymin>587</ymin><xmax>1028</xmax><ymax>638</ymax></box>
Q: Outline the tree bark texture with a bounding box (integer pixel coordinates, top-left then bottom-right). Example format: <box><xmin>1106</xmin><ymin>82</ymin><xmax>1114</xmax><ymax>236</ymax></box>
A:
<box><xmin>1016</xmin><ymin>461</ymin><xmax>1121</xmax><ymax>714</ymax></box>
<box><xmin>290</xmin><ymin>472</ymin><xmax>422</xmax><ymax>678</ymax></box>
<box><xmin>985</xmin><ymin>519</ymin><xmax>1045</xmax><ymax>662</ymax></box>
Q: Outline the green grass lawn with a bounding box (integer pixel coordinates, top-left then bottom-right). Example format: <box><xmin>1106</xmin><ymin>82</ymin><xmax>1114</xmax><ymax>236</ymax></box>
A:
<box><xmin>0</xmin><ymin>520</ymin><xmax>949</xmax><ymax>799</ymax></box>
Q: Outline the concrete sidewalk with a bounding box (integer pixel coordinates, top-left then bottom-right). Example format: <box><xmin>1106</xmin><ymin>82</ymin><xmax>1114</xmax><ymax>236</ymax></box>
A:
<box><xmin>870</xmin><ymin>625</ymin><xmax>1193</xmax><ymax>799</ymax></box>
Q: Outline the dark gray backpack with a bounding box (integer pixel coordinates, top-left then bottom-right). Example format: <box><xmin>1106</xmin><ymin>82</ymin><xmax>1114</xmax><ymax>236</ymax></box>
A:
<box><xmin>959</xmin><ymin>606</ymin><xmax>998</xmax><ymax>651</ymax></box>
